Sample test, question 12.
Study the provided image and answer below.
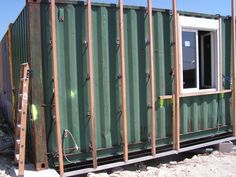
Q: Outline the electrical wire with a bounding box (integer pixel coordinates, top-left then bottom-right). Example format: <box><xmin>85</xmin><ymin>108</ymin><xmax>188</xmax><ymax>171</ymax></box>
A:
<box><xmin>62</xmin><ymin>129</ymin><xmax>80</xmax><ymax>164</ymax></box>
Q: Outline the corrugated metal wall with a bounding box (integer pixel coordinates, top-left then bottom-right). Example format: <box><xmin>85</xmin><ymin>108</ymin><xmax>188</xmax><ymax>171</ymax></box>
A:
<box><xmin>0</xmin><ymin>1</ymin><xmax>233</xmax><ymax>167</ymax></box>
<box><xmin>40</xmin><ymin>2</ymin><xmax>232</xmax><ymax>162</ymax></box>
<box><xmin>11</xmin><ymin>6</ymin><xmax>29</xmax><ymax>111</ymax></box>
<box><xmin>0</xmin><ymin>42</ymin><xmax>3</xmax><ymax>119</ymax></box>
<box><xmin>0</xmin><ymin>34</ymin><xmax>13</xmax><ymax>123</ymax></box>
<box><xmin>10</xmin><ymin>5</ymin><xmax>33</xmax><ymax>160</ymax></box>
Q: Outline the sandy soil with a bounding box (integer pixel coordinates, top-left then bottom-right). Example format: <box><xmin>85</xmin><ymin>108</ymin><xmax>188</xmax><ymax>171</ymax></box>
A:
<box><xmin>88</xmin><ymin>151</ymin><xmax>236</xmax><ymax>177</ymax></box>
<box><xmin>0</xmin><ymin>150</ymin><xmax>236</xmax><ymax>177</ymax></box>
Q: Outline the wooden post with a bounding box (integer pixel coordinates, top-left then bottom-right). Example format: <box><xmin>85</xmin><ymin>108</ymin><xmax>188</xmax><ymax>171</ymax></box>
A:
<box><xmin>232</xmin><ymin>0</ymin><xmax>236</xmax><ymax>136</ymax></box>
<box><xmin>219</xmin><ymin>17</ymin><xmax>223</xmax><ymax>91</ymax></box>
<box><xmin>7</xmin><ymin>24</ymin><xmax>16</xmax><ymax>127</ymax></box>
<box><xmin>87</xmin><ymin>0</ymin><xmax>97</xmax><ymax>168</ymax></box>
<box><xmin>147</xmin><ymin>0</ymin><xmax>156</xmax><ymax>156</ymax></box>
<box><xmin>172</xmin><ymin>0</ymin><xmax>180</xmax><ymax>150</ymax></box>
<box><xmin>51</xmin><ymin>0</ymin><xmax>64</xmax><ymax>176</ymax></box>
<box><xmin>119</xmin><ymin>0</ymin><xmax>128</xmax><ymax>162</ymax></box>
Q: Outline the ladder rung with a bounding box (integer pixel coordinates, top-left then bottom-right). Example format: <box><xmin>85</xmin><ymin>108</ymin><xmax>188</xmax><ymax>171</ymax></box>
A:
<box><xmin>16</xmin><ymin>139</ymin><xmax>20</xmax><ymax>145</ymax></box>
<box><xmin>20</xmin><ymin>63</ymin><xmax>28</xmax><ymax>66</ymax></box>
<box><xmin>15</xmin><ymin>154</ymin><xmax>19</xmax><ymax>161</ymax></box>
<box><xmin>20</xmin><ymin>78</ymin><xmax>28</xmax><ymax>81</ymax></box>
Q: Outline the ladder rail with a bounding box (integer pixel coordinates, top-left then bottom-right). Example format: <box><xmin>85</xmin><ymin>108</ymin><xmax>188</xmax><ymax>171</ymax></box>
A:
<box><xmin>14</xmin><ymin>63</ymin><xmax>30</xmax><ymax>176</ymax></box>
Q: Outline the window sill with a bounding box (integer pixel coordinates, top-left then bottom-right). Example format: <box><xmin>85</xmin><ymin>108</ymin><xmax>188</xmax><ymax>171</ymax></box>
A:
<box><xmin>159</xmin><ymin>89</ymin><xmax>232</xmax><ymax>100</ymax></box>
<box><xmin>180</xmin><ymin>89</ymin><xmax>232</xmax><ymax>98</ymax></box>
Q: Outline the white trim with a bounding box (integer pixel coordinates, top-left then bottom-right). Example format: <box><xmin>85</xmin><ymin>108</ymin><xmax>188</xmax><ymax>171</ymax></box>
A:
<box><xmin>179</xmin><ymin>16</ymin><xmax>220</xmax><ymax>95</ymax></box>
<box><xmin>179</xmin><ymin>16</ymin><xmax>219</xmax><ymax>31</ymax></box>
<box><xmin>181</xmin><ymin>29</ymin><xmax>199</xmax><ymax>93</ymax></box>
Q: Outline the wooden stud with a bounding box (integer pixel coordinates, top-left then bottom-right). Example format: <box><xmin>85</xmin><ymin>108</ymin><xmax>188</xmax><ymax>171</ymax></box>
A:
<box><xmin>119</xmin><ymin>0</ymin><xmax>128</xmax><ymax>162</ymax></box>
<box><xmin>232</xmin><ymin>0</ymin><xmax>236</xmax><ymax>137</ymax></box>
<box><xmin>87</xmin><ymin>0</ymin><xmax>98</xmax><ymax>168</ymax></box>
<box><xmin>172</xmin><ymin>0</ymin><xmax>180</xmax><ymax>150</ymax></box>
<box><xmin>7</xmin><ymin>24</ymin><xmax>16</xmax><ymax>128</ymax></box>
<box><xmin>147</xmin><ymin>0</ymin><xmax>156</xmax><ymax>156</ymax></box>
<box><xmin>159</xmin><ymin>95</ymin><xmax>173</xmax><ymax>100</ymax></box>
<box><xmin>219</xmin><ymin>17</ymin><xmax>223</xmax><ymax>91</ymax></box>
<box><xmin>51</xmin><ymin>0</ymin><xmax>64</xmax><ymax>176</ymax></box>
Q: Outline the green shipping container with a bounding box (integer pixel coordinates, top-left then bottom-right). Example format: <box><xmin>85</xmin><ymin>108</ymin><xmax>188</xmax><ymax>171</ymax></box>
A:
<box><xmin>0</xmin><ymin>0</ymin><xmax>234</xmax><ymax>175</ymax></box>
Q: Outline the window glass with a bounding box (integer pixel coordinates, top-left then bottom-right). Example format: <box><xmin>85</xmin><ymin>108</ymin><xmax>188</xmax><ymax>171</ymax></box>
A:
<box><xmin>182</xmin><ymin>31</ymin><xmax>197</xmax><ymax>89</ymax></box>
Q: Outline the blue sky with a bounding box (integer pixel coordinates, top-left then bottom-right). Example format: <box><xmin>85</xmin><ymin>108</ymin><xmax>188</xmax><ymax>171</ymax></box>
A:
<box><xmin>0</xmin><ymin>0</ymin><xmax>233</xmax><ymax>40</ymax></box>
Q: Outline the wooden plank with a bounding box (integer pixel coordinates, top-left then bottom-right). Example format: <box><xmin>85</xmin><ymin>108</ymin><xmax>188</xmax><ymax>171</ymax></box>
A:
<box><xmin>219</xmin><ymin>17</ymin><xmax>223</xmax><ymax>91</ymax></box>
<box><xmin>28</xmin><ymin>2</ymin><xmax>48</xmax><ymax>170</ymax></box>
<box><xmin>232</xmin><ymin>0</ymin><xmax>236</xmax><ymax>137</ymax></box>
<box><xmin>87</xmin><ymin>0</ymin><xmax>97</xmax><ymax>168</ymax></box>
<box><xmin>147</xmin><ymin>0</ymin><xmax>156</xmax><ymax>156</ymax></box>
<box><xmin>119</xmin><ymin>0</ymin><xmax>128</xmax><ymax>162</ymax></box>
<box><xmin>172</xmin><ymin>0</ymin><xmax>180</xmax><ymax>150</ymax></box>
<box><xmin>7</xmin><ymin>24</ymin><xmax>16</xmax><ymax>128</ymax></box>
<box><xmin>159</xmin><ymin>95</ymin><xmax>173</xmax><ymax>100</ymax></box>
<box><xmin>50</xmin><ymin>0</ymin><xmax>64</xmax><ymax>175</ymax></box>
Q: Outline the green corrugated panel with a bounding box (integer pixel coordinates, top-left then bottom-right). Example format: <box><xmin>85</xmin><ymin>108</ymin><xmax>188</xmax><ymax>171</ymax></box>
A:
<box><xmin>11</xmin><ymin>5</ymin><xmax>32</xmax><ymax>157</ymax></box>
<box><xmin>11</xmin><ymin>6</ymin><xmax>29</xmax><ymax>109</ymax></box>
<box><xmin>43</xmin><ymin>4</ymin><xmax>174</xmax><ymax>157</ymax></box>
<box><xmin>38</xmin><ymin>2</ymin><xmax>233</xmax><ymax>164</ymax></box>
<box><xmin>222</xmin><ymin>18</ymin><xmax>232</xmax><ymax>89</ymax></box>
<box><xmin>180</xmin><ymin>93</ymin><xmax>232</xmax><ymax>141</ymax></box>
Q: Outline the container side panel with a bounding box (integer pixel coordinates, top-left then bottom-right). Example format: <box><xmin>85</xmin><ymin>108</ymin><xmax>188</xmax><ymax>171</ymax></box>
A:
<box><xmin>0</xmin><ymin>34</ymin><xmax>13</xmax><ymax>124</ymax></box>
<box><xmin>12</xmin><ymin>7</ymin><xmax>29</xmax><ymax>115</ymax></box>
<box><xmin>0</xmin><ymin>42</ymin><xmax>3</xmax><ymax>119</ymax></box>
<box><xmin>41</xmin><ymin>2</ymin><xmax>233</xmax><ymax>166</ymax></box>
<box><xmin>222</xmin><ymin>18</ymin><xmax>232</xmax><ymax>90</ymax></box>
<box><xmin>153</xmin><ymin>11</ymin><xmax>173</xmax><ymax>140</ymax></box>
<box><xmin>180</xmin><ymin>94</ymin><xmax>232</xmax><ymax>141</ymax></box>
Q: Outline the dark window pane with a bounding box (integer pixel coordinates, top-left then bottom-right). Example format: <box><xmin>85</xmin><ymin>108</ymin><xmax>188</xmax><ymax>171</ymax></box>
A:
<box><xmin>203</xmin><ymin>34</ymin><xmax>212</xmax><ymax>87</ymax></box>
<box><xmin>182</xmin><ymin>31</ymin><xmax>197</xmax><ymax>89</ymax></box>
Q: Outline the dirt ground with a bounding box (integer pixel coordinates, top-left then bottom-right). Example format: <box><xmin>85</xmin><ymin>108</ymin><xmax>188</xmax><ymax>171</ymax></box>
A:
<box><xmin>0</xmin><ymin>150</ymin><xmax>236</xmax><ymax>177</ymax></box>
<box><xmin>88</xmin><ymin>151</ymin><xmax>236</xmax><ymax>177</ymax></box>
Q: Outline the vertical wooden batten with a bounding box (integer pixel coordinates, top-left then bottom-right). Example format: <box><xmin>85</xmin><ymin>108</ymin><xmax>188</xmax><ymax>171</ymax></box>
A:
<box><xmin>172</xmin><ymin>0</ymin><xmax>180</xmax><ymax>150</ymax></box>
<box><xmin>147</xmin><ymin>0</ymin><xmax>156</xmax><ymax>156</ymax></box>
<box><xmin>119</xmin><ymin>0</ymin><xmax>128</xmax><ymax>162</ymax></box>
<box><xmin>232</xmin><ymin>0</ymin><xmax>236</xmax><ymax>137</ymax></box>
<box><xmin>50</xmin><ymin>0</ymin><xmax>64</xmax><ymax>175</ymax></box>
<box><xmin>7</xmin><ymin>24</ymin><xmax>16</xmax><ymax>128</ymax></box>
<box><xmin>27</xmin><ymin>0</ymin><xmax>48</xmax><ymax>171</ymax></box>
<box><xmin>219</xmin><ymin>17</ymin><xmax>223</xmax><ymax>91</ymax></box>
<box><xmin>87</xmin><ymin>0</ymin><xmax>98</xmax><ymax>168</ymax></box>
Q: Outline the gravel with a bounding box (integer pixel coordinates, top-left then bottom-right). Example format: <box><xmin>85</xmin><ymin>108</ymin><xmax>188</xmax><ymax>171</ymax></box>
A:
<box><xmin>89</xmin><ymin>151</ymin><xmax>236</xmax><ymax>177</ymax></box>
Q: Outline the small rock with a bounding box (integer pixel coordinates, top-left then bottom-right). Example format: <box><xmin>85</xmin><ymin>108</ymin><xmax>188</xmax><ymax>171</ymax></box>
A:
<box><xmin>87</xmin><ymin>172</ymin><xmax>96</xmax><ymax>177</ymax></box>
<box><xmin>146</xmin><ymin>166</ymin><xmax>157</xmax><ymax>171</ymax></box>
<box><xmin>170</xmin><ymin>161</ymin><xmax>177</xmax><ymax>165</ymax></box>
<box><xmin>112</xmin><ymin>167</ymin><xmax>124</xmax><ymax>173</ymax></box>
<box><xmin>110</xmin><ymin>174</ymin><xmax>120</xmax><ymax>177</ymax></box>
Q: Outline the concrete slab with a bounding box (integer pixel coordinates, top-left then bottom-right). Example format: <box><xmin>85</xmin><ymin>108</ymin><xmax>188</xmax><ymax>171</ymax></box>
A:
<box><xmin>215</xmin><ymin>141</ymin><xmax>233</xmax><ymax>153</ymax></box>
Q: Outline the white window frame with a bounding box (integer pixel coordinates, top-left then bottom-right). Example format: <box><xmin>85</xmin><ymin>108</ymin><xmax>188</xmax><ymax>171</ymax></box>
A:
<box><xmin>179</xmin><ymin>16</ymin><xmax>220</xmax><ymax>94</ymax></box>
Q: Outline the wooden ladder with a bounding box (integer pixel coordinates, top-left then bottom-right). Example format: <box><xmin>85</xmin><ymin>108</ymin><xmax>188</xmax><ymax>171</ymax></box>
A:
<box><xmin>15</xmin><ymin>63</ymin><xmax>30</xmax><ymax>176</ymax></box>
